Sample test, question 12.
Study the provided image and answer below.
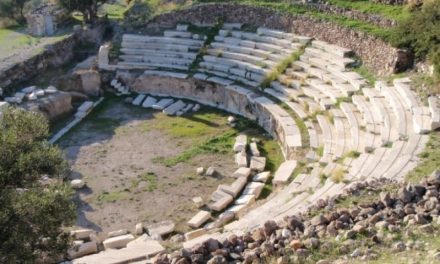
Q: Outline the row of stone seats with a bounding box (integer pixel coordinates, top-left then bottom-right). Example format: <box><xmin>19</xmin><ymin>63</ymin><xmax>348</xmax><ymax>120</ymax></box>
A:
<box><xmin>116</xmin><ymin>24</ymin><xmax>204</xmax><ymax>71</ymax></box>
<box><xmin>131</xmin><ymin>93</ymin><xmax>200</xmax><ymax>116</ymax></box>
<box><xmin>197</xmin><ymin>25</ymin><xmax>311</xmax><ymax>88</ymax></box>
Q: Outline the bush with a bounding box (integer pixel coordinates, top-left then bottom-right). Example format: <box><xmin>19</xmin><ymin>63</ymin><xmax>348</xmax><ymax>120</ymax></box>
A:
<box><xmin>0</xmin><ymin>107</ymin><xmax>75</xmax><ymax>262</ymax></box>
<box><xmin>393</xmin><ymin>0</ymin><xmax>440</xmax><ymax>80</ymax></box>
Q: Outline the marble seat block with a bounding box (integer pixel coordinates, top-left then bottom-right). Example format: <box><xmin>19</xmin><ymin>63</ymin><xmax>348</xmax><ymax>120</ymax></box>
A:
<box><xmin>273</xmin><ymin>160</ymin><xmax>297</xmax><ymax>186</ymax></box>
<box><xmin>250</xmin><ymin>156</ymin><xmax>266</xmax><ymax>172</ymax></box>
<box><xmin>232</xmin><ymin>167</ymin><xmax>252</xmax><ymax>179</ymax></box>
<box><xmin>188</xmin><ymin>211</ymin><xmax>212</xmax><ymax>228</ymax></box>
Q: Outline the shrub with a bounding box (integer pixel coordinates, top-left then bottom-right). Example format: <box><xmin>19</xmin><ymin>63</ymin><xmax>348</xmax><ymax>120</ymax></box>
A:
<box><xmin>393</xmin><ymin>0</ymin><xmax>440</xmax><ymax>80</ymax></box>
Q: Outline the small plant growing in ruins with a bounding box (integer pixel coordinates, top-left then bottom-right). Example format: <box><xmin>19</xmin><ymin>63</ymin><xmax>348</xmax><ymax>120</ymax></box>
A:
<box><xmin>331</xmin><ymin>168</ymin><xmax>345</xmax><ymax>183</ymax></box>
<box><xmin>319</xmin><ymin>173</ymin><xmax>328</xmax><ymax>185</ymax></box>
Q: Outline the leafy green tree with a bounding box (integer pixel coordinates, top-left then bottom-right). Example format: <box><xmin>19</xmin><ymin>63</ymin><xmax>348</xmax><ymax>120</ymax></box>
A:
<box><xmin>58</xmin><ymin>0</ymin><xmax>101</xmax><ymax>24</ymax></box>
<box><xmin>0</xmin><ymin>0</ymin><xmax>29</xmax><ymax>24</ymax></box>
<box><xmin>0</xmin><ymin>107</ymin><xmax>76</xmax><ymax>263</ymax></box>
<box><xmin>394</xmin><ymin>0</ymin><xmax>440</xmax><ymax>80</ymax></box>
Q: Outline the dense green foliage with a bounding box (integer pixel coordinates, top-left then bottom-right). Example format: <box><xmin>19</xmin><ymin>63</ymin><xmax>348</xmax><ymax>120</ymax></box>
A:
<box><xmin>393</xmin><ymin>0</ymin><xmax>440</xmax><ymax>80</ymax></box>
<box><xmin>0</xmin><ymin>108</ymin><xmax>75</xmax><ymax>263</ymax></box>
<box><xmin>0</xmin><ymin>0</ymin><xmax>29</xmax><ymax>23</ymax></box>
<box><xmin>59</xmin><ymin>0</ymin><xmax>106</xmax><ymax>23</ymax></box>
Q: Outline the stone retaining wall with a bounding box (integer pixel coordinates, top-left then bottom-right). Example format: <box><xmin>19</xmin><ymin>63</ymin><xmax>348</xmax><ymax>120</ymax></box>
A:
<box><xmin>130</xmin><ymin>75</ymin><xmax>296</xmax><ymax>159</ymax></box>
<box><xmin>145</xmin><ymin>3</ymin><xmax>411</xmax><ymax>75</ymax></box>
<box><xmin>0</xmin><ymin>24</ymin><xmax>105</xmax><ymax>94</ymax></box>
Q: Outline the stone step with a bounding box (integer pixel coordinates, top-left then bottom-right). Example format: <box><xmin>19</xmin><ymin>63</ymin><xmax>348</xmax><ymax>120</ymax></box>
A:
<box><xmin>142</xmin><ymin>96</ymin><xmax>157</xmax><ymax>108</ymax></box>
<box><xmin>132</xmin><ymin>94</ymin><xmax>146</xmax><ymax>106</ymax></box>
<box><xmin>273</xmin><ymin>160</ymin><xmax>297</xmax><ymax>186</ymax></box>
<box><xmin>152</xmin><ymin>98</ymin><xmax>174</xmax><ymax>110</ymax></box>
<box><xmin>163</xmin><ymin>100</ymin><xmax>186</xmax><ymax>115</ymax></box>
<box><xmin>143</xmin><ymin>70</ymin><xmax>188</xmax><ymax>79</ymax></box>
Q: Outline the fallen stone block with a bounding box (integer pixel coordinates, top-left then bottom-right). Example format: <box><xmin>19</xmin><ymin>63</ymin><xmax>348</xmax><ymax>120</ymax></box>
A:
<box><xmin>152</xmin><ymin>98</ymin><xmax>174</xmax><ymax>110</ymax></box>
<box><xmin>232</xmin><ymin>167</ymin><xmax>252</xmax><ymax>178</ymax></box>
<box><xmin>209</xmin><ymin>194</ymin><xmax>234</xmax><ymax>211</ymax></box>
<box><xmin>225</xmin><ymin>204</ymin><xmax>247</xmax><ymax>218</ymax></box>
<box><xmin>235</xmin><ymin>194</ymin><xmax>256</xmax><ymax>205</ymax></box>
<box><xmin>103</xmin><ymin>234</ymin><xmax>135</xmax><ymax>249</ymax></box>
<box><xmin>235</xmin><ymin>151</ymin><xmax>248</xmax><ymax>168</ymax></box>
<box><xmin>242</xmin><ymin>182</ymin><xmax>265</xmax><ymax>198</ymax></box>
<box><xmin>146</xmin><ymin>220</ymin><xmax>175</xmax><ymax>237</ymax></box>
<box><xmin>107</xmin><ymin>229</ymin><xmax>128</xmax><ymax>238</ymax></box>
<box><xmin>70</xmin><ymin>229</ymin><xmax>94</xmax><ymax>240</ymax></box>
<box><xmin>233</xmin><ymin>134</ymin><xmax>247</xmax><ymax>152</ymax></box>
<box><xmin>72</xmin><ymin>234</ymin><xmax>164</xmax><ymax>264</ymax></box>
<box><xmin>188</xmin><ymin>211</ymin><xmax>212</xmax><ymax>228</ymax></box>
<box><xmin>249</xmin><ymin>142</ymin><xmax>260</xmax><ymax>156</ymax></box>
<box><xmin>253</xmin><ymin>171</ymin><xmax>270</xmax><ymax>183</ymax></box>
<box><xmin>184</xmin><ymin>228</ymin><xmax>207</xmax><ymax>241</ymax></box>
<box><xmin>192</xmin><ymin>196</ymin><xmax>204</xmax><ymax>208</ymax></box>
<box><xmin>163</xmin><ymin>100</ymin><xmax>186</xmax><ymax>115</ymax></box>
<box><xmin>205</xmin><ymin>167</ymin><xmax>216</xmax><ymax>177</ymax></box>
<box><xmin>273</xmin><ymin>160</ymin><xmax>298</xmax><ymax>186</ymax></box>
<box><xmin>135</xmin><ymin>223</ymin><xmax>143</xmax><ymax>236</ymax></box>
<box><xmin>68</xmin><ymin>241</ymin><xmax>98</xmax><ymax>259</ymax></box>
<box><xmin>70</xmin><ymin>179</ymin><xmax>85</xmax><ymax>189</ymax></box>
<box><xmin>250</xmin><ymin>156</ymin><xmax>266</xmax><ymax>172</ymax></box>
<box><xmin>217</xmin><ymin>177</ymin><xmax>247</xmax><ymax>198</ymax></box>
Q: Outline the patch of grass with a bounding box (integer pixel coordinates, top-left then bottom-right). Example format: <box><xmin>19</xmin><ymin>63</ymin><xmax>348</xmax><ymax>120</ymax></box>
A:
<box><xmin>316</xmin><ymin>145</ymin><xmax>324</xmax><ymax>157</ymax></box>
<box><xmin>101</xmin><ymin>3</ymin><xmax>127</xmax><ymax>21</ymax></box>
<box><xmin>330</xmin><ymin>168</ymin><xmax>345</xmax><ymax>183</ymax></box>
<box><xmin>97</xmin><ymin>189</ymin><xmax>131</xmax><ymax>203</ymax></box>
<box><xmin>155</xmin><ymin>130</ymin><xmax>236</xmax><ymax>167</ymax></box>
<box><xmin>261</xmin><ymin>47</ymin><xmax>305</xmax><ymax>88</ymax></box>
<box><xmin>406</xmin><ymin>132</ymin><xmax>440</xmax><ymax>183</ymax></box>
<box><xmin>352</xmin><ymin>65</ymin><xmax>377</xmax><ymax>85</ymax></box>
<box><xmin>326</xmin><ymin>0</ymin><xmax>410</xmax><ymax>21</ymax></box>
<box><xmin>148</xmin><ymin>110</ymin><xmax>229</xmax><ymax>140</ymax></box>
<box><xmin>260</xmin><ymin>140</ymin><xmax>284</xmax><ymax>173</ymax></box>
<box><xmin>196</xmin><ymin>0</ymin><xmax>395</xmax><ymax>41</ymax></box>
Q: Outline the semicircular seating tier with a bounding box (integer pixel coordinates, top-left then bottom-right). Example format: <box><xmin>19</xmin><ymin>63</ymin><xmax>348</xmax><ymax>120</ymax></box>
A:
<box><xmin>96</xmin><ymin>23</ymin><xmax>440</xmax><ymax>250</ymax></box>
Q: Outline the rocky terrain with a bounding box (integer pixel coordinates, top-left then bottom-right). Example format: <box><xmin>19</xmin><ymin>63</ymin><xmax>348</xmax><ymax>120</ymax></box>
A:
<box><xmin>151</xmin><ymin>170</ymin><xmax>440</xmax><ymax>263</ymax></box>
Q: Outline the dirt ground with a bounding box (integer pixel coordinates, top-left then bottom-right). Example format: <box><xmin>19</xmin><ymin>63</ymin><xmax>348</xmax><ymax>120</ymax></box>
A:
<box><xmin>58</xmin><ymin>98</ymin><xmax>238</xmax><ymax>234</ymax></box>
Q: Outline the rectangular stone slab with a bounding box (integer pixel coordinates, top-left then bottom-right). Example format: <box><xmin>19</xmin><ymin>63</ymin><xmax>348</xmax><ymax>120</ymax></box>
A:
<box><xmin>235</xmin><ymin>194</ymin><xmax>256</xmax><ymax>205</ymax></box>
<box><xmin>188</xmin><ymin>211</ymin><xmax>211</xmax><ymax>228</ymax></box>
<box><xmin>273</xmin><ymin>160</ymin><xmax>298</xmax><ymax>186</ymax></box>
<box><xmin>146</xmin><ymin>220</ymin><xmax>175</xmax><ymax>237</ymax></box>
<box><xmin>103</xmin><ymin>234</ymin><xmax>135</xmax><ymax>249</ymax></box>
<box><xmin>235</xmin><ymin>152</ymin><xmax>248</xmax><ymax>168</ymax></box>
<box><xmin>163</xmin><ymin>100</ymin><xmax>186</xmax><ymax>115</ymax></box>
<box><xmin>218</xmin><ymin>177</ymin><xmax>247</xmax><ymax>197</ymax></box>
<box><xmin>242</xmin><ymin>182</ymin><xmax>265</xmax><ymax>198</ymax></box>
<box><xmin>250</xmin><ymin>156</ymin><xmax>266</xmax><ymax>172</ymax></box>
<box><xmin>209</xmin><ymin>195</ymin><xmax>234</xmax><ymax>211</ymax></box>
<box><xmin>232</xmin><ymin>167</ymin><xmax>251</xmax><ymax>178</ymax></box>
<box><xmin>142</xmin><ymin>96</ymin><xmax>157</xmax><ymax>108</ymax></box>
<box><xmin>152</xmin><ymin>98</ymin><xmax>174</xmax><ymax>110</ymax></box>
<box><xmin>249</xmin><ymin>142</ymin><xmax>260</xmax><ymax>156</ymax></box>
<box><xmin>72</xmin><ymin>234</ymin><xmax>164</xmax><ymax>264</ymax></box>
<box><xmin>233</xmin><ymin>134</ymin><xmax>247</xmax><ymax>152</ymax></box>
<box><xmin>253</xmin><ymin>171</ymin><xmax>270</xmax><ymax>183</ymax></box>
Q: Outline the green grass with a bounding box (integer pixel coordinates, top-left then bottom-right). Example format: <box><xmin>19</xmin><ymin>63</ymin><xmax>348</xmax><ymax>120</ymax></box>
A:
<box><xmin>0</xmin><ymin>27</ymin><xmax>39</xmax><ymax>54</ymax></box>
<box><xmin>154</xmin><ymin>130</ymin><xmax>236</xmax><ymax>167</ymax></box>
<box><xmin>101</xmin><ymin>3</ymin><xmax>127</xmax><ymax>20</ymax></box>
<box><xmin>352</xmin><ymin>65</ymin><xmax>377</xmax><ymax>85</ymax></box>
<box><xmin>195</xmin><ymin>0</ymin><xmax>395</xmax><ymax>41</ymax></box>
<box><xmin>97</xmin><ymin>189</ymin><xmax>131</xmax><ymax>203</ymax></box>
<box><xmin>406</xmin><ymin>132</ymin><xmax>440</xmax><ymax>183</ymax></box>
<box><xmin>261</xmin><ymin>47</ymin><xmax>305</xmax><ymax>88</ymax></box>
<box><xmin>326</xmin><ymin>0</ymin><xmax>410</xmax><ymax>21</ymax></box>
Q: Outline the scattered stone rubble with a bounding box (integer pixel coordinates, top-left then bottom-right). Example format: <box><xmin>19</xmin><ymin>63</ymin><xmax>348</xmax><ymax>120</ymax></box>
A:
<box><xmin>152</xmin><ymin>171</ymin><xmax>440</xmax><ymax>263</ymax></box>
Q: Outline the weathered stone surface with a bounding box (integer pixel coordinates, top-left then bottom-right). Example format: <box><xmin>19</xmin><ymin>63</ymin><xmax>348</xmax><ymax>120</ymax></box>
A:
<box><xmin>73</xmin><ymin>234</ymin><xmax>164</xmax><ymax>264</ymax></box>
<box><xmin>146</xmin><ymin>220</ymin><xmax>175</xmax><ymax>237</ymax></box>
<box><xmin>250</xmin><ymin>156</ymin><xmax>266</xmax><ymax>172</ymax></box>
<box><xmin>68</xmin><ymin>241</ymin><xmax>98</xmax><ymax>259</ymax></box>
<box><xmin>188</xmin><ymin>211</ymin><xmax>212</xmax><ymax>228</ymax></box>
<box><xmin>273</xmin><ymin>160</ymin><xmax>297</xmax><ymax>186</ymax></box>
<box><xmin>233</xmin><ymin>134</ymin><xmax>247</xmax><ymax>152</ymax></box>
<box><xmin>103</xmin><ymin>234</ymin><xmax>135</xmax><ymax>249</ymax></box>
<box><xmin>70</xmin><ymin>179</ymin><xmax>85</xmax><ymax>189</ymax></box>
<box><xmin>193</xmin><ymin>196</ymin><xmax>204</xmax><ymax>208</ymax></box>
<box><xmin>253</xmin><ymin>171</ymin><xmax>270</xmax><ymax>183</ymax></box>
<box><xmin>70</xmin><ymin>229</ymin><xmax>94</xmax><ymax>240</ymax></box>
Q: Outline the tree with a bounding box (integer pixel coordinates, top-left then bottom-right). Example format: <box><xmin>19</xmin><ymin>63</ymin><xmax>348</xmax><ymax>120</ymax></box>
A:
<box><xmin>0</xmin><ymin>107</ymin><xmax>76</xmax><ymax>263</ymax></box>
<box><xmin>393</xmin><ymin>0</ymin><xmax>440</xmax><ymax>80</ymax></box>
<box><xmin>58</xmin><ymin>0</ymin><xmax>101</xmax><ymax>24</ymax></box>
<box><xmin>0</xmin><ymin>0</ymin><xmax>29</xmax><ymax>24</ymax></box>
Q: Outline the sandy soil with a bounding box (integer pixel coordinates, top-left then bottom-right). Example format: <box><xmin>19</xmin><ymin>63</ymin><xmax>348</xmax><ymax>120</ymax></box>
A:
<box><xmin>58</xmin><ymin>99</ymin><xmax>236</xmax><ymax>234</ymax></box>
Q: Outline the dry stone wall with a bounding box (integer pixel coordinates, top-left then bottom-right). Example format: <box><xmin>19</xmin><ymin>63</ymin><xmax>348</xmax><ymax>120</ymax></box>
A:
<box><xmin>145</xmin><ymin>3</ymin><xmax>410</xmax><ymax>75</ymax></box>
<box><xmin>0</xmin><ymin>25</ymin><xmax>105</xmax><ymax>94</ymax></box>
